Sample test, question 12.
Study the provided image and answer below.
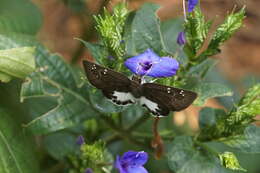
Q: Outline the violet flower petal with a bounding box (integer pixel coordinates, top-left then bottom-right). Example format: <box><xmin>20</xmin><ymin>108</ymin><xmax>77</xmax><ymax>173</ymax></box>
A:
<box><xmin>124</xmin><ymin>49</ymin><xmax>160</xmax><ymax>76</ymax></box>
<box><xmin>188</xmin><ymin>0</ymin><xmax>199</xmax><ymax>12</ymax></box>
<box><xmin>76</xmin><ymin>135</ymin><xmax>85</xmax><ymax>145</ymax></box>
<box><xmin>146</xmin><ymin>57</ymin><xmax>179</xmax><ymax>77</ymax></box>
<box><xmin>126</xmin><ymin>166</ymin><xmax>148</xmax><ymax>173</ymax></box>
<box><xmin>121</xmin><ymin>151</ymin><xmax>148</xmax><ymax>166</ymax></box>
<box><xmin>115</xmin><ymin>156</ymin><xmax>127</xmax><ymax>173</ymax></box>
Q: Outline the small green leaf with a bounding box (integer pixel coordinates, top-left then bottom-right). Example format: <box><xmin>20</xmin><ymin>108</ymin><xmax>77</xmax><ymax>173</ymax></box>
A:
<box><xmin>221</xmin><ymin>125</ymin><xmax>260</xmax><ymax>154</ymax></box>
<box><xmin>0</xmin><ymin>47</ymin><xmax>35</xmax><ymax>82</ymax></box>
<box><xmin>219</xmin><ymin>152</ymin><xmax>246</xmax><ymax>171</ymax></box>
<box><xmin>207</xmin><ymin>8</ymin><xmax>245</xmax><ymax>56</ymax></box>
<box><xmin>167</xmin><ymin>136</ymin><xmax>227</xmax><ymax>173</ymax></box>
<box><xmin>124</xmin><ymin>3</ymin><xmax>164</xmax><ymax>55</ymax></box>
<box><xmin>193</xmin><ymin>82</ymin><xmax>233</xmax><ymax>106</ymax></box>
<box><xmin>0</xmin><ymin>107</ymin><xmax>39</xmax><ymax>173</ymax></box>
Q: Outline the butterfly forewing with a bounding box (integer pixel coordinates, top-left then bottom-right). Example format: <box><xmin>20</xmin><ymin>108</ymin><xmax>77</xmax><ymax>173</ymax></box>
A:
<box><xmin>83</xmin><ymin>60</ymin><xmax>136</xmax><ymax>105</ymax></box>
<box><xmin>141</xmin><ymin>83</ymin><xmax>197</xmax><ymax>113</ymax></box>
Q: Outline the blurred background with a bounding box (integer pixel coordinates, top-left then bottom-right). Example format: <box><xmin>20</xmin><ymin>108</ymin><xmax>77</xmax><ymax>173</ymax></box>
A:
<box><xmin>30</xmin><ymin>0</ymin><xmax>260</xmax><ymax>172</ymax></box>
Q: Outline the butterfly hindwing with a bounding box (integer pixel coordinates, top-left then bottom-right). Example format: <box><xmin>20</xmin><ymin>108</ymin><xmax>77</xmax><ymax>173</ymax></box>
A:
<box><xmin>141</xmin><ymin>83</ymin><xmax>197</xmax><ymax>115</ymax></box>
<box><xmin>83</xmin><ymin>60</ymin><xmax>135</xmax><ymax>105</ymax></box>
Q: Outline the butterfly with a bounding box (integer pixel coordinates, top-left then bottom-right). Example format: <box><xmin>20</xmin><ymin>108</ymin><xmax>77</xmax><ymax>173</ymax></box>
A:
<box><xmin>83</xmin><ymin>60</ymin><xmax>197</xmax><ymax>116</ymax></box>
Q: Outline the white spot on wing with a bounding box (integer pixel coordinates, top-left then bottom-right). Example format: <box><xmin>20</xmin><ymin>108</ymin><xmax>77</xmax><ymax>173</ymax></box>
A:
<box><xmin>139</xmin><ymin>97</ymin><xmax>159</xmax><ymax>113</ymax></box>
<box><xmin>112</xmin><ymin>91</ymin><xmax>135</xmax><ymax>103</ymax></box>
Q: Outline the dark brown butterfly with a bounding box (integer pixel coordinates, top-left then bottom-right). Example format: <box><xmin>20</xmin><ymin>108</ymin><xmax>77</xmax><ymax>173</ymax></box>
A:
<box><xmin>83</xmin><ymin>60</ymin><xmax>197</xmax><ymax>116</ymax></box>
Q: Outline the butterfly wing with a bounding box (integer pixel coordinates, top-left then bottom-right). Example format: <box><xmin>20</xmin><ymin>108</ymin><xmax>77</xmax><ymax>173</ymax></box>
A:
<box><xmin>83</xmin><ymin>60</ymin><xmax>136</xmax><ymax>105</ymax></box>
<box><xmin>141</xmin><ymin>83</ymin><xmax>197</xmax><ymax>116</ymax></box>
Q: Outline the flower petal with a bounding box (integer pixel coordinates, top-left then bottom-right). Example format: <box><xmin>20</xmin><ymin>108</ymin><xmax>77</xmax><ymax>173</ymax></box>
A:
<box><xmin>76</xmin><ymin>135</ymin><xmax>85</xmax><ymax>145</ymax></box>
<box><xmin>124</xmin><ymin>49</ymin><xmax>160</xmax><ymax>76</ymax></box>
<box><xmin>188</xmin><ymin>0</ymin><xmax>199</xmax><ymax>12</ymax></box>
<box><xmin>85</xmin><ymin>168</ymin><xmax>93</xmax><ymax>173</ymax></box>
<box><xmin>121</xmin><ymin>151</ymin><xmax>148</xmax><ymax>166</ymax></box>
<box><xmin>115</xmin><ymin>156</ymin><xmax>127</xmax><ymax>173</ymax></box>
<box><xmin>146</xmin><ymin>57</ymin><xmax>179</xmax><ymax>77</ymax></box>
<box><xmin>126</xmin><ymin>166</ymin><xmax>148</xmax><ymax>173</ymax></box>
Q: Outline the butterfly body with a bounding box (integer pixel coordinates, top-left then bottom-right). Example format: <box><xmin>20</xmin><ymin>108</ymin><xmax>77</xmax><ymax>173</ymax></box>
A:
<box><xmin>83</xmin><ymin>60</ymin><xmax>197</xmax><ymax>116</ymax></box>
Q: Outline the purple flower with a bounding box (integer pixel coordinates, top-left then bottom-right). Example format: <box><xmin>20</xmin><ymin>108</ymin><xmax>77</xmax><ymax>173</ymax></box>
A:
<box><xmin>177</xmin><ymin>31</ymin><xmax>186</xmax><ymax>46</ymax></box>
<box><xmin>188</xmin><ymin>0</ymin><xmax>199</xmax><ymax>12</ymax></box>
<box><xmin>85</xmin><ymin>168</ymin><xmax>93</xmax><ymax>173</ymax></box>
<box><xmin>124</xmin><ymin>49</ymin><xmax>179</xmax><ymax>78</ymax></box>
<box><xmin>115</xmin><ymin>151</ymin><xmax>148</xmax><ymax>173</ymax></box>
<box><xmin>76</xmin><ymin>135</ymin><xmax>85</xmax><ymax>145</ymax></box>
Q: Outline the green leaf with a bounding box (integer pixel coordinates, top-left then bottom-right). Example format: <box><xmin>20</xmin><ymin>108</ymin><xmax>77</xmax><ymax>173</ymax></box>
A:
<box><xmin>21</xmin><ymin>47</ymin><xmax>97</xmax><ymax>134</ymax></box>
<box><xmin>167</xmin><ymin>136</ymin><xmax>228</xmax><ymax>173</ymax></box>
<box><xmin>219</xmin><ymin>152</ymin><xmax>246</xmax><ymax>171</ymax></box>
<box><xmin>0</xmin><ymin>0</ymin><xmax>42</xmax><ymax>35</ymax></box>
<box><xmin>199</xmin><ymin>107</ymin><xmax>226</xmax><ymax>130</ymax></box>
<box><xmin>184</xmin><ymin>6</ymin><xmax>212</xmax><ymax>58</ymax></box>
<box><xmin>226</xmin><ymin>83</ymin><xmax>260</xmax><ymax>126</ymax></box>
<box><xmin>160</xmin><ymin>18</ymin><xmax>184</xmax><ymax>54</ymax></box>
<box><xmin>193</xmin><ymin>82</ymin><xmax>233</xmax><ymax>106</ymax></box>
<box><xmin>0</xmin><ymin>47</ymin><xmax>35</xmax><ymax>82</ymax></box>
<box><xmin>124</xmin><ymin>3</ymin><xmax>164</xmax><ymax>55</ymax></box>
<box><xmin>221</xmin><ymin>125</ymin><xmax>260</xmax><ymax>154</ymax></box>
<box><xmin>76</xmin><ymin>39</ymin><xmax>108</xmax><ymax>64</ymax></box>
<box><xmin>44</xmin><ymin>132</ymin><xmax>78</xmax><ymax>160</ymax></box>
<box><xmin>207</xmin><ymin>8</ymin><xmax>245</xmax><ymax>56</ymax></box>
<box><xmin>0</xmin><ymin>107</ymin><xmax>39</xmax><ymax>173</ymax></box>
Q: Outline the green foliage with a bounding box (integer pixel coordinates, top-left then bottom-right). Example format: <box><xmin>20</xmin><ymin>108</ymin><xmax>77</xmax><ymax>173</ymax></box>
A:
<box><xmin>0</xmin><ymin>107</ymin><xmax>39</xmax><ymax>173</ymax></box>
<box><xmin>0</xmin><ymin>47</ymin><xmax>35</xmax><ymax>82</ymax></box>
<box><xmin>184</xmin><ymin>6</ymin><xmax>212</xmax><ymax>59</ymax></box>
<box><xmin>207</xmin><ymin>8</ymin><xmax>246</xmax><ymax>56</ymax></box>
<box><xmin>124</xmin><ymin>3</ymin><xmax>164</xmax><ymax>55</ymax></box>
<box><xmin>219</xmin><ymin>152</ymin><xmax>246</xmax><ymax>171</ymax></box>
<box><xmin>94</xmin><ymin>3</ymin><xmax>128</xmax><ymax>58</ymax></box>
<box><xmin>193</xmin><ymin>82</ymin><xmax>233</xmax><ymax>106</ymax></box>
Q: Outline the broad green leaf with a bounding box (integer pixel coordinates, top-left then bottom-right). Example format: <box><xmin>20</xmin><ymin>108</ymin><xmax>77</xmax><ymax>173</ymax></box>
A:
<box><xmin>167</xmin><ymin>136</ymin><xmax>228</xmax><ymax>173</ymax></box>
<box><xmin>76</xmin><ymin>39</ymin><xmax>108</xmax><ymax>64</ymax></box>
<box><xmin>199</xmin><ymin>107</ymin><xmax>226</xmax><ymax>129</ymax></box>
<box><xmin>0</xmin><ymin>0</ymin><xmax>42</xmax><ymax>35</ymax></box>
<box><xmin>187</xmin><ymin>59</ymin><xmax>217</xmax><ymax>78</ymax></box>
<box><xmin>124</xmin><ymin>3</ymin><xmax>164</xmax><ymax>55</ymax></box>
<box><xmin>0</xmin><ymin>32</ymin><xmax>98</xmax><ymax>134</ymax></box>
<box><xmin>21</xmin><ymin>48</ymin><xmax>97</xmax><ymax>134</ymax></box>
<box><xmin>0</xmin><ymin>47</ymin><xmax>35</xmax><ymax>82</ymax></box>
<box><xmin>0</xmin><ymin>107</ymin><xmax>39</xmax><ymax>173</ymax></box>
<box><xmin>43</xmin><ymin>132</ymin><xmax>78</xmax><ymax>160</ymax></box>
<box><xmin>193</xmin><ymin>82</ymin><xmax>233</xmax><ymax>106</ymax></box>
<box><xmin>160</xmin><ymin>18</ymin><xmax>184</xmax><ymax>55</ymax></box>
<box><xmin>221</xmin><ymin>125</ymin><xmax>260</xmax><ymax>154</ymax></box>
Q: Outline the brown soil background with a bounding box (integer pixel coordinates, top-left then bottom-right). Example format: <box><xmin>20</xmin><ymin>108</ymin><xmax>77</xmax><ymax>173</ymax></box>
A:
<box><xmin>32</xmin><ymin>0</ymin><xmax>260</xmax><ymax>129</ymax></box>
